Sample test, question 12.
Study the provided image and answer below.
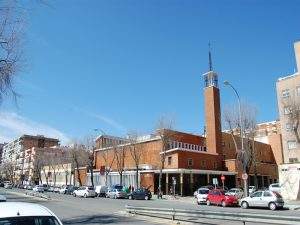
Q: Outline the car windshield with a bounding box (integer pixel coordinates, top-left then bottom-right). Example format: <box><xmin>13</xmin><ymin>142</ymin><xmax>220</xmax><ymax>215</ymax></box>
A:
<box><xmin>0</xmin><ymin>216</ymin><xmax>60</xmax><ymax>225</ymax></box>
<box><xmin>199</xmin><ymin>189</ymin><xmax>209</xmax><ymax>194</ymax></box>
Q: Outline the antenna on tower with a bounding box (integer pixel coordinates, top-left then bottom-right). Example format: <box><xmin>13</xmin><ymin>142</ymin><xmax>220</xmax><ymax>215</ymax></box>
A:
<box><xmin>208</xmin><ymin>42</ymin><xmax>213</xmax><ymax>71</ymax></box>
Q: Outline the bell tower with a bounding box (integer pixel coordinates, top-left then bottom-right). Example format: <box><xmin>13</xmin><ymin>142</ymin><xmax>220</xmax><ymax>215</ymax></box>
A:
<box><xmin>203</xmin><ymin>46</ymin><xmax>222</xmax><ymax>155</ymax></box>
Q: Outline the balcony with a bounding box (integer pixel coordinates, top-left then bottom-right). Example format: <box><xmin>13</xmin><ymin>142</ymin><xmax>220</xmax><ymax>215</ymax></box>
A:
<box><xmin>168</xmin><ymin>141</ymin><xmax>207</xmax><ymax>152</ymax></box>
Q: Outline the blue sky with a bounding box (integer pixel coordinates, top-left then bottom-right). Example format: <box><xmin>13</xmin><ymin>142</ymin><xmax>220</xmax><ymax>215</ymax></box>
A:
<box><xmin>1</xmin><ymin>0</ymin><xmax>300</xmax><ymax>143</ymax></box>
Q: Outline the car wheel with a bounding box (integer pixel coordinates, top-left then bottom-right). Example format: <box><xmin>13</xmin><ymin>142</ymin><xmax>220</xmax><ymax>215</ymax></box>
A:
<box><xmin>73</xmin><ymin>193</ymin><xmax>76</xmax><ymax>197</ymax></box>
<box><xmin>145</xmin><ymin>195</ymin><xmax>149</xmax><ymax>200</ymax></box>
<box><xmin>221</xmin><ymin>201</ymin><xmax>227</xmax><ymax>207</ymax></box>
<box><xmin>84</xmin><ymin>193</ymin><xmax>87</xmax><ymax>198</ymax></box>
<box><xmin>241</xmin><ymin>201</ymin><xmax>249</xmax><ymax>209</ymax></box>
<box><xmin>128</xmin><ymin>195</ymin><xmax>133</xmax><ymax>200</ymax></box>
<box><xmin>269</xmin><ymin>202</ymin><xmax>277</xmax><ymax>211</ymax></box>
<box><xmin>206</xmin><ymin>200</ymin><xmax>211</xmax><ymax>206</ymax></box>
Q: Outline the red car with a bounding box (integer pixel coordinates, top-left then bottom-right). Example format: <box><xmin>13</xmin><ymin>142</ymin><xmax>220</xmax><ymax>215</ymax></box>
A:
<box><xmin>206</xmin><ymin>189</ymin><xmax>238</xmax><ymax>207</ymax></box>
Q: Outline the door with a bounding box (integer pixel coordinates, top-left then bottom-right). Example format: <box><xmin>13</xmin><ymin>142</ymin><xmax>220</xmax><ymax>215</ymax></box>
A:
<box><xmin>262</xmin><ymin>191</ymin><xmax>273</xmax><ymax>207</ymax></box>
<box><xmin>250</xmin><ymin>191</ymin><xmax>263</xmax><ymax>207</ymax></box>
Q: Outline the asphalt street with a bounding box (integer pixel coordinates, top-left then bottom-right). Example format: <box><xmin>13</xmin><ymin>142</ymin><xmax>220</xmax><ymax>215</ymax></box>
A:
<box><xmin>1</xmin><ymin>188</ymin><xmax>300</xmax><ymax>225</ymax></box>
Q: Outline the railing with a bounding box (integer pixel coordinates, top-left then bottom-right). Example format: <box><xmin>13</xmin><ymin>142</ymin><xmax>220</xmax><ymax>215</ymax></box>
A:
<box><xmin>125</xmin><ymin>205</ymin><xmax>300</xmax><ymax>225</ymax></box>
<box><xmin>169</xmin><ymin>141</ymin><xmax>207</xmax><ymax>152</ymax></box>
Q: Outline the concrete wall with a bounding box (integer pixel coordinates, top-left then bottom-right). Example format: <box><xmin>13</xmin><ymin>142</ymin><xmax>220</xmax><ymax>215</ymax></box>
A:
<box><xmin>279</xmin><ymin>163</ymin><xmax>300</xmax><ymax>200</ymax></box>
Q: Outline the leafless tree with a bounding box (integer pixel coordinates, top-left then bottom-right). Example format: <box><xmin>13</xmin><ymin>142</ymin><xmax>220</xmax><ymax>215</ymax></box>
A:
<box><xmin>0</xmin><ymin>161</ymin><xmax>14</xmax><ymax>181</ymax></box>
<box><xmin>67</xmin><ymin>143</ymin><xmax>88</xmax><ymax>186</ymax></box>
<box><xmin>99</xmin><ymin>146</ymin><xmax>115</xmax><ymax>186</ymax></box>
<box><xmin>282</xmin><ymin>94</ymin><xmax>300</xmax><ymax>143</ymax></box>
<box><xmin>223</xmin><ymin>103</ymin><xmax>259</xmax><ymax>191</ymax></box>
<box><xmin>155</xmin><ymin>115</ymin><xmax>175</xmax><ymax>198</ymax></box>
<box><xmin>0</xmin><ymin>1</ymin><xmax>25</xmax><ymax>103</ymax></box>
<box><xmin>81</xmin><ymin>136</ymin><xmax>96</xmax><ymax>187</ymax></box>
<box><xmin>113</xmin><ymin>140</ymin><xmax>125</xmax><ymax>185</ymax></box>
<box><xmin>128</xmin><ymin>131</ymin><xmax>143</xmax><ymax>189</ymax></box>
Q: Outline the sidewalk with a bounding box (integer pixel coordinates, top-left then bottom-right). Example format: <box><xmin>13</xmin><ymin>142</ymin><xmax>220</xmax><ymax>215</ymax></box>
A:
<box><xmin>153</xmin><ymin>195</ymin><xmax>300</xmax><ymax>210</ymax></box>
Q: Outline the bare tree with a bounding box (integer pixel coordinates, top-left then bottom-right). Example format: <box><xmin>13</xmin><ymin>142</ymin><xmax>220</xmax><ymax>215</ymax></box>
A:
<box><xmin>282</xmin><ymin>94</ymin><xmax>300</xmax><ymax>143</ymax></box>
<box><xmin>155</xmin><ymin>115</ymin><xmax>175</xmax><ymax>198</ymax></box>
<box><xmin>67</xmin><ymin>143</ymin><xmax>88</xmax><ymax>186</ymax></box>
<box><xmin>0</xmin><ymin>161</ymin><xmax>14</xmax><ymax>181</ymax></box>
<box><xmin>99</xmin><ymin>146</ymin><xmax>115</xmax><ymax>186</ymax></box>
<box><xmin>128</xmin><ymin>131</ymin><xmax>143</xmax><ymax>189</ymax></box>
<box><xmin>0</xmin><ymin>1</ymin><xmax>25</xmax><ymax>102</ymax></box>
<box><xmin>223</xmin><ymin>103</ymin><xmax>259</xmax><ymax>192</ymax></box>
<box><xmin>113</xmin><ymin>140</ymin><xmax>125</xmax><ymax>185</ymax></box>
<box><xmin>82</xmin><ymin>136</ymin><xmax>96</xmax><ymax>187</ymax></box>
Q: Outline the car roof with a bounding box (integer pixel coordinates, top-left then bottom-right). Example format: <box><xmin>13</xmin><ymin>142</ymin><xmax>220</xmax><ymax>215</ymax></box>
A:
<box><xmin>0</xmin><ymin>202</ymin><xmax>54</xmax><ymax>218</ymax></box>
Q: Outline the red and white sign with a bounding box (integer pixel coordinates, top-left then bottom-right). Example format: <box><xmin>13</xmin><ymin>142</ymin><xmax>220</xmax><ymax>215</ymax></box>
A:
<box><xmin>242</xmin><ymin>173</ymin><xmax>248</xmax><ymax>180</ymax></box>
<box><xmin>100</xmin><ymin>166</ymin><xmax>105</xmax><ymax>176</ymax></box>
<box><xmin>221</xmin><ymin>175</ymin><xmax>225</xmax><ymax>181</ymax></box>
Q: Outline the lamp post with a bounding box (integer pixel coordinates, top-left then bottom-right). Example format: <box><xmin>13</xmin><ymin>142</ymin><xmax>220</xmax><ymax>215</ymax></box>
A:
<box><xmin>224</xmin><ymin>80</ymin><xmax>248</xmax><ymax>197</ymax></box>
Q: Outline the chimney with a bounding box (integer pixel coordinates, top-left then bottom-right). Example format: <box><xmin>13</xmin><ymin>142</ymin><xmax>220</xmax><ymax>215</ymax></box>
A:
<box><xmin>294</xmin><ymin>41</ymin><xmax>300</xmax><ymax>72</ymax></box>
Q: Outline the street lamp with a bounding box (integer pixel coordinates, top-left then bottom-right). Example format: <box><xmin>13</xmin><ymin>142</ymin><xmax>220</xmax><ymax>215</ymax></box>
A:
<box><xmin>223</xmin><ymin>80</ymin><xmax>248</xmax><ymax>197</ymax></box>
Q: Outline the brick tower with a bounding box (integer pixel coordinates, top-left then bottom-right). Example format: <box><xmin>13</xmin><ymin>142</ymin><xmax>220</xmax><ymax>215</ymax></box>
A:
<box><xmin>203</xmin><ymin>49</ymin><xmax>222</xmax><ymax>155</ymax></box>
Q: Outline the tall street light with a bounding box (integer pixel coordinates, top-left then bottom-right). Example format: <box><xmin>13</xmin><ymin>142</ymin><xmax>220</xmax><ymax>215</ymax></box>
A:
<box><xmin>224</xmin><ymin>80</ymin><xmax>247</xmax><ymax>197</ymax></box>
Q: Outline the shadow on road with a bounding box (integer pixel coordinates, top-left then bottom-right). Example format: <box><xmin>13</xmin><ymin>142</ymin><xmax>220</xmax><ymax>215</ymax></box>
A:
<box><xmin>62</xmin><ymin>214</ymin><xmax>140</xmax><ymax>225</ymax></box>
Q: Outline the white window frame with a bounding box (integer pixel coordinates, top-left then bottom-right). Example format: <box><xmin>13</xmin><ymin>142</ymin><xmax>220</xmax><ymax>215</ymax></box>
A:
<box><xmin>282</xmin><ymin>89</ymin><xmax>290</xmax><ymax>98</ymax></box>
<box><xmin>287</xmin><ymin>140</ymin><xmax>297</xmax><ymax>150</ymax></box>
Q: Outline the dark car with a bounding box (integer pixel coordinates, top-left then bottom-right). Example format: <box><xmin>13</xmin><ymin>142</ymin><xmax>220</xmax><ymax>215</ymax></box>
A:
<box><xmin>128</xmin><ymin>188</ymin><xmax>152</xmax><ymax>200</ymax></box>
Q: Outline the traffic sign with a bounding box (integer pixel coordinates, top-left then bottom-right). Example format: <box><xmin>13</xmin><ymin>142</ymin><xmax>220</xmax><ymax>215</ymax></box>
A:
<box><xmin>100</xmin><ymin>166</ymin><xmax>105</xmax><ymax>175</ymax></box>
<box><xmin>221</xmin><ymin>175</ymin><xmax>225</xmax><ymax>181</ymax></box>
<box><xmin>242</xmin><ymin>173</ymin><xmax>248</xmax><ymax>180</ymax></box>
<box><xmin>213</xmin><ymin>178</ymin><xmax>218</xmax><ymax>185</ymax></box>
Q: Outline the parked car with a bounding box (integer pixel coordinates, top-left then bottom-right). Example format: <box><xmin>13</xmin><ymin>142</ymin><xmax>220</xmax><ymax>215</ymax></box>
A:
<box><xmin>42</xmin><ymin>184</ymin><xmax>49</xmax><ymax>192</ymax></box>
<box><xmin>0</xmin><ymin>195</ymin><xmax>7</xmax><ymax>202</ymax></box>
<box><xmin>269</xmin><ymin>183</ymin><xmax>281</xmax><ymax>193</ymax></box>
<box><xmin>33</xmin><ymin>185</ymin><xmax>44</xmax><ymax>193</ymax></box>
<box><xmin>0</xmin><ymin>182</ymin><xmax>4</xmax><ymax>187</ymax></box>
<box><xmin>0</xmin><ymin>202</ymin><xmax>63</xmax><ymax>225</ymax></box>
<box><xmin>128</xmin><ymin>188</ymin><xmax>152</xmax><ymax>200</ymax></box>
<box><xmin>4</xmin><ymin>183</ymin><xmax>13</xmax><ymax>189</ymax></box>
<box><xmin>196</xmin><ymin>188</ymin><xmax>210</xmax><ymax>205</ymax></box>
<box><xmin>240</xmin><ymin>190</ymin><xmax>284</xmax><ymax>210</ymax></box>
<box><xmin>95</xmin><ymin>185</ymin><xmax>108</xmax><ymax>197</ymax></box>
<box><xmin>206</xmin><ymin>189</ymin><xmax>238</xmax><ymax>207</ymax></box>
<box><xmin>227</xmin><ymin>188</ymin><xmax>244</xmax><ymax>198</ymax></box>
<box><xmin>26</xmin><ymin>185</ymin><xmax>33</xmax><ymax>190</ymax></box>
<box><xmin>73</xmin><ymin>186</ymin><xmax>96</xmax><ymax>198</ymax></box>
<box><xmin>48</xmin><ymin>186</ymin><xmax>55</xmax><ymax>192</ymax></box>
<box><xmin>248</xmin><ymin>186</ymin><xmax>256</xmax><ymax>194</ymax></box>
<box><xmin>106</xmin><ymin>187</ymin><xmax>127</xmax><ymax>199</ymax></box>
<box><xmin>59</xmin><ymin>185</ymin><xmax>75</xmax><ymax>194</ymax></box>
<box><xmin>54</xmin><ymin>186</ymin><xmax>60</xmax><ymax>193</ymax></box>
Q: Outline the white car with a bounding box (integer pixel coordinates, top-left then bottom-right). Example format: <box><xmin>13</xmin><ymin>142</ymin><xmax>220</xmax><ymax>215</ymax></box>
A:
<box><xmin>0</xmin><ymin>195</ymin><xmax>6</xmax><ymax>202</ymax></box>
<box><xmin>269</xmin><ymin>183</ymin><xmax>281</xmax><ymax>193</ymax></box>
<box><xmin>196</xmin><ymin>188</ymin><xmax>210</xmax><ymax>205</ymax></box>
<box><xmin>0</xmin><ymin>202</ymin><xmax>63</xmax><ymax>224</ymax></box>
<box><xmin>4</xmin><ymin>183</ymin><xmax>13</xmax><ymax>189</ymax></box>
<box><xmin>73</xmin><ymin>186</ymin><xmax>96</xmax><ymax>198</ymax></box>
<box><xmin>227</xmin><ymin>188</ymin><xmax>244</xmax><ymax>198</ymax></box>
<box><xmin>33</xmin><ymin>185</ymin><xmax>44</xmax><ymax>193</ymax></box>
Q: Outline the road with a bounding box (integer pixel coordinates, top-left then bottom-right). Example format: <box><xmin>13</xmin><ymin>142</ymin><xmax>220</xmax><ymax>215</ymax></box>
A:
<box><xmin>1</xmin><ymin>188</ymin><xmax>299</xmax><ymax>225</ymax></box>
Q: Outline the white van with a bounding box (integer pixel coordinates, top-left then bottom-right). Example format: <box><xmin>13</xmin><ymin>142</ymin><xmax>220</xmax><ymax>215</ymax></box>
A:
<box><xmin>95</xmin><ymin>185</ymin><xmax>108</xmax><ymax>197</ymax></box>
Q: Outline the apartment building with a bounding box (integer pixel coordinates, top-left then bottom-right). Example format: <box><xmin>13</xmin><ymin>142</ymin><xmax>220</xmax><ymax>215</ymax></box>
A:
<box><xmin>23</xmin><ymin>146</ymin><xmax>67</xmax><ymax>185</ymax></box>
<box><xmin>0</xmin><ymin>143</ymin><xmax>4</xmax><ymax>164</ymax></box>
<box><xmin>1</xmin><ymin>135</ymin><xmax>59</xmax><ymax>181</ymax></box>
<box><xmin>277</xmin><ymin>41</ymin><xmax>300</xmax><ymax>200</ymax></box>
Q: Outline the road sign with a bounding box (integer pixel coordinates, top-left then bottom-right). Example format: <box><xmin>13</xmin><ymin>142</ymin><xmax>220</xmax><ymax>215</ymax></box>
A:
<box><xmin>213</xmin><ymin>178</ymin><xmax>218</xmax><ymax>185</ymax></box>
<box><xmin>221</xmin><ymin>175</ymin><xmax>225</xmax><ymax>181</ymax></box>
<box><xmin>242</xmin><ymin>173</ymin><xmax>248</xmax><ymax>180</ymax></box>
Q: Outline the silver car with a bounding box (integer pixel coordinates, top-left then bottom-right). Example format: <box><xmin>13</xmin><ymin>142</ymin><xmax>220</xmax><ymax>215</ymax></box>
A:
<box><xmin>240</xmin><ymin>190</ymin><xmax>284</xmax><ymax>210</ymax></box>
<box><xmin>106</xmin><ymin>188</ymin><xmax>127</xmax><ymax>199</ymax></box>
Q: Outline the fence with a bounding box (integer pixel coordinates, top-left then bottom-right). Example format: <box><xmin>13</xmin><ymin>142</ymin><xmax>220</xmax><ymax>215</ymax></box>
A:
<box><xmin>125</xmin><ymin>205</ymin><xmax>300</xmax><ymax>224</ymax></box>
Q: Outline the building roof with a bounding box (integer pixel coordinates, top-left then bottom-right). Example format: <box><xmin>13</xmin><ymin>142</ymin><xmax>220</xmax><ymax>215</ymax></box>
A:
<box><xmin>277</xmin><ymin>72</ymin><xmax>299</xmax><ymax>82</ymax></box>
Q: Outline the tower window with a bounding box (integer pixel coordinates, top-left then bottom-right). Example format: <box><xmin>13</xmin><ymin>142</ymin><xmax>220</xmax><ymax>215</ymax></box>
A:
<box><xmin>188</xmin><ymin>158</ymin><xmax>193</xmax><ymax>167</ymax></box>
<box><xmin>168</xmin><ymin>156</ymin><xmax>172</xmax><ymax>165</ymax></box>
